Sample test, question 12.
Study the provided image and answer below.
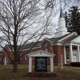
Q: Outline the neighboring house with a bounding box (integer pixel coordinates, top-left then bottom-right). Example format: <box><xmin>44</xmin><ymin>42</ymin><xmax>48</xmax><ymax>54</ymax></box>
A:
<box><xmin>0</xmin><ymin>8</ymin><xmax>80</xmax><ymax>65</ymax></box>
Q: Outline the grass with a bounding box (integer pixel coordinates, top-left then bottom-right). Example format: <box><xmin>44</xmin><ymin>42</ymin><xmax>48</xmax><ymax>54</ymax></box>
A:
<box><xmin>0</xmin><ymin>65</ymin><xmax>80</xmax><ymax>80</ymax></box>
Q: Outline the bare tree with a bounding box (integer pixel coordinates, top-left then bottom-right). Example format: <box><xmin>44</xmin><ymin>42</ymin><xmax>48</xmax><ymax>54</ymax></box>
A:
<box><xmin>0</xmin><ymin>0</ymin><xmax>80</xmax><ymax>72</ymax></box>
<box><xmin>0</xmin><ymin>0</ymin><xmax>54</xmax><ymax>72</ymax></box>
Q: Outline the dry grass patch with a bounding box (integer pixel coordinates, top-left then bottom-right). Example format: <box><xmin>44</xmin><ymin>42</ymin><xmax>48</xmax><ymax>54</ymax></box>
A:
<box><xmin>0</xmin><ymin>65</ymin><xmax>80</xmax><ymax>80</ymax></box>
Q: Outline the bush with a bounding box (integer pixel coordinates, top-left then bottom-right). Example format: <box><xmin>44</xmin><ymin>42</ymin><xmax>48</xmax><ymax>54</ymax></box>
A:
<box><xmin>70</xmin><ymin>62</ymin><xmax>80</xmax><ymax>67</ymax></box>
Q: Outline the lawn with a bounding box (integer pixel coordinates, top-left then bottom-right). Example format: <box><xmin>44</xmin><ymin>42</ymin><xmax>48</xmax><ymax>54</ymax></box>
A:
<box><xmin>0</xmin><ymin>65</ymin><xmax>80</xmax><ymax>80</ymax></box>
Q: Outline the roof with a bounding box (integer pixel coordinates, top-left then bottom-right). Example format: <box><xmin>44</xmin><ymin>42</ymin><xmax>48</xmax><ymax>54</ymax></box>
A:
<box><xmin>49</xmin><ymin>34</ymin><xmax>70</xmax><ymax>44</ymax></box>
<box><xmin>63</xmin><ymin>36</ymin><xmax>78</xmax><ymax>43</ymax></box>
<box><xmin>21</xmin><ymin>33</ymin><xmax>77</xmax><ymax>49</ymax></box>
<box><xmin>21</xmin><ymin>41</ymin><xmax>42</xmax><ymax>49</ymax></box>
<box><xmin>23</xmin><ymin>34</ymin><xmax>70</xmax><ymax>49</ymax></box>
<box><xmin>27</xmin><ymin>50</ymin><xmax>55</xmax><ymax>57</ymax></box>
<box><xmin>7</xmin><ymin>41</ymin><xmax>42</xmax><ymax>50</ymax></box>
<box><xmin>7</xmin><ymin>33</ymin><xmax>79</xmax><ymax>50</ymax></box>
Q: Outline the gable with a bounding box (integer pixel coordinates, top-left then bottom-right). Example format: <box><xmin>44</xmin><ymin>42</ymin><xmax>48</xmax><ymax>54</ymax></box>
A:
<box><xmin>27</xmin><ymin>50</ymin><xmax>55</xmax><ymax>57</ymax></box>
<box><xmin>71</xmin><ymin>36</ymin><xmax>80</xmax><ymax>44</ymax></box>
<box><xmin>58</xmin><ymin>32</ymin><xmax>78</xmax><ymax>42</ymax></box>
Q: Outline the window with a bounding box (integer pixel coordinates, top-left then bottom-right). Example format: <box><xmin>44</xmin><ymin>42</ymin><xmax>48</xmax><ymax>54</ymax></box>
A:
<box><xmin>66</xmin><ymin>54</ymin><xmax>70</xmax><ymax>60</ymax></box>
<box><xmin>25</xmin><ymin>54</ymin><xmax>27</xmax><ymax>60</ymax></box>
<box><xmin>20</xmin><ymin>53</ymin><xmax>22</xmax><ymax>60</ymax></box>
<box><xmin>0</xmin><ymin>56</ymin><xmax>2</xmax><ymax>61</ymax></box>
<box><xmin>45</xmin><ymin>43</ymin><xmax>48</xmax><ymax>51</ymax></box>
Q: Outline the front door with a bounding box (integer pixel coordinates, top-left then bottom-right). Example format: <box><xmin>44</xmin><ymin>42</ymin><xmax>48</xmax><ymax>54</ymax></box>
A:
<box><xmin>73</xmin><ymin>55</ymin><xmax>77</xmax><ymax>62</ymax></box>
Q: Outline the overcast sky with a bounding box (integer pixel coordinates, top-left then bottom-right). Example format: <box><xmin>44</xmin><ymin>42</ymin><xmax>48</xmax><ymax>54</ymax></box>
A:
<box><xmin>0</xmin><ymin>0</ymin><xmax>80</xmax><ymax>46</ymax></box>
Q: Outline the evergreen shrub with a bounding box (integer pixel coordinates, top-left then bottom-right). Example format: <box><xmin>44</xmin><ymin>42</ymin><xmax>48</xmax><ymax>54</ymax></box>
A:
<box><xmin>70</xmin><ymin>62</ymin><xmax>80</xmax><ymax>67</ymax></box>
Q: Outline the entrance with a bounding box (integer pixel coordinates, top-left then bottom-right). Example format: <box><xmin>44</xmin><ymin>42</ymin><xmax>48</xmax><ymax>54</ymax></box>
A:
<box><xmin>73</xmin><ymin>54</ymin><xmax>77</xmax><ymax>62</ymax></box>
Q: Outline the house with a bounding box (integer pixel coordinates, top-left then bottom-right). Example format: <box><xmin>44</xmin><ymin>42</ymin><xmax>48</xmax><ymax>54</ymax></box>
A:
<box><xmin>0</xmin><ymin>8</ymin><xmax>80</xmax><ymax>65</ymax></box>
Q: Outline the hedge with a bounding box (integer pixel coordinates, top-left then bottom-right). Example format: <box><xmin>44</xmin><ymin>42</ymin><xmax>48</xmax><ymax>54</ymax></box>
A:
<box><xmin>70</xmin><ymin>62</ymin><xmax>80</xmax><ymax>67</ymax></box>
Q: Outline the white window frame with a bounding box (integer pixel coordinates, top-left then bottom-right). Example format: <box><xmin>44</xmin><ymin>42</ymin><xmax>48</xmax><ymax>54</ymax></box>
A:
<box><xmin>25</xmin><ymin>54</ymin><xmax>27</xmax><ymax>60</ymax></box>
<box><xmin>45</xmin><ymin>43</ymin><xmax>48</xmax><ymax>51</ymax></box>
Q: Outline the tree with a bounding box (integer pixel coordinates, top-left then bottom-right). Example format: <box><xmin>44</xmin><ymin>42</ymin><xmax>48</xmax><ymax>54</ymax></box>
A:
<box><xmin>65</xmin><ymin>6</ymin><xmax>80</xmax><ymax>35</ymax></box>
<box><xmin>0</xmin><ymin>0</ymin><xmax>53</xmax><ymax>72</ymax></box>
<box><xmin>0</xmin><ymin>0</ymin><xmax>80</xmax><ymax>72</ymax></box>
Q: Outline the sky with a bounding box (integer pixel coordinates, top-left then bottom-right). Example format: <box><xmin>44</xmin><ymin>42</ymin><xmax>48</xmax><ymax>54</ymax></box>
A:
<box><xmin>0</xmin><ymin>0</ymin><xmax>79</xmax><ymax>48</ymax></box>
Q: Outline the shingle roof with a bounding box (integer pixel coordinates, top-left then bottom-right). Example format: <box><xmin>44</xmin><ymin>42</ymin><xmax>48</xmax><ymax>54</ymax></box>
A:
<box><xmin>49</xmin><ymin>34</ymin><xmax>70</xmax><ymax>44</ymax></box>
<box><xmin>7</xmin><ymin>33</ymin><xmax>78</xmax><ymax>50</ymax></box>
<box><xmin>22</xmin><ymin>34</ymin><xmax>70</xmax><ymax>49</ymax></box>
<box><xmin>7</xmin><ymin>41</ymin><xmax>42</xmax><ymax>50</ymax></box>
<box><xmin>21</xmin><ymin>41</ymin><xmax>42</xmax><ymax>49</ymax></box>
<box><xmin>63</xmin><ymin>36</ymin><xmax>78</xmax><ymax>43</ymax></box>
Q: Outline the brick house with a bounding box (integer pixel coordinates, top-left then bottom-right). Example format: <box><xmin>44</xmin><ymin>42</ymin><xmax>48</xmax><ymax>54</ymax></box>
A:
<box><xmin>0</xmin><ymin>8</ymin><xmax>80</xmax><ymax>65</ymax></box>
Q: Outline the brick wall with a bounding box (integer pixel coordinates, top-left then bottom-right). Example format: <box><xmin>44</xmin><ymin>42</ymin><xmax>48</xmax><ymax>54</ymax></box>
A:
<box><xmin>0</xmin><ymin>40</ymin><xmax>67</xmax><ymax>66</ymax></box>
<box><xmin>54</xmin><ymin>45</ymin><xmax>64</xmax><ymax>65</ymax></box>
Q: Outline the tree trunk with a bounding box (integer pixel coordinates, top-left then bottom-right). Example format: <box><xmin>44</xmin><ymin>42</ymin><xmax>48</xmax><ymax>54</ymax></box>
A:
<box><xmin>13</xmin><ymin>60</ymin><xmax>18</xmax><ymax>72</ymax></box>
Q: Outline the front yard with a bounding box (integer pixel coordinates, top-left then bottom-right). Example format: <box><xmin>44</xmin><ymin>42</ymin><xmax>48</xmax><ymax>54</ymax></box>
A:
<box><xmin>0</xmin><ymin>65</ymin><xmax>80</xmax><ymax>80</ymax></box>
